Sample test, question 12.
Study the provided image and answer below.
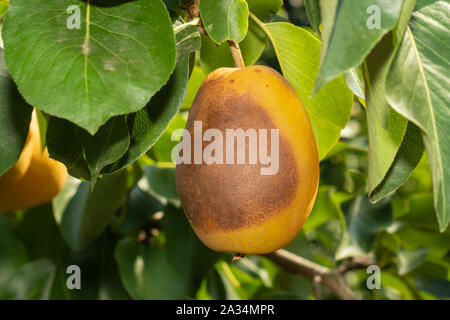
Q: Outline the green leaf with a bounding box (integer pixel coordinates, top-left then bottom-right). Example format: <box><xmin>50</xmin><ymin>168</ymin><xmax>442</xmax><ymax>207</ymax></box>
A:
<box><xmin>0</xmin><ymin>0</ymin><xmax>8</xmax><ymax>19</ymax></box>
<box><xmin>115</xmin><ymin>236</ymin><xmax>189</xmax><ymax>299</ymax></box>
<box><xmin>144</xmin><ymin>165</ymin><xmax>178</xmax><ymax>202</ymax></box>
<box><xmin>364</xmin><ymin>33</ymin><xmax>407</xmax><ymax>199</ymax></box>
<box><xmin>303</xmin><ymin>186</ymin><xmax>340</xmax><ymax>231</ymax></box>
<box><xmin>315</xmin><ymin>0</ymin><xmax>403</xmax><ymax>92</ymax></box>
<box><xmin>0</xmin><ymin>215</ymin><xmax>28</xmax><ymax>289</ymax></box>
<box><xmin>47</xmin><ymin>16</ymin><xmax>196</xmax><ymax>180</ymax></box>
<box><xmin>262</xmin><ymin>22</ymin><xmax>353</xmax><ymax>159</ymax></box>
<box><xmin>173</xmin><ymin>18</ymin><xmax>201</xmax><ymax>62</ymax></box>
<box><xmin>199</xmin><ymin>0</ymin><xmax>249</xmax><ymax>44</ymax></box>
<box><xmin>150</xmin><ymin>113</ymin><xmax>187</xmax><ymax>162</ymax></box>
<box><xmin>398</xmin><ymin>247</ymin><xmax>429</xmax><ymax>276</ymax></box>
<box><xmin>53</xmin><ymin>171</ymin><xmax>127</xmax><ymax>251</ymax></box>
<box><xmin>115</xmin><ymin>180</ymin><xmax>164</xmax><ymax>234</ymax></box>
<box><xmin>163</xmin><ymin>204</ymin><xmax>222</xmax><ymax>294</ymax></box>
<box><xmin>336</xmin><ymin>195</ymin><xmax>393</xmax><ymax>259</ymax></box>
<box><xmin>304</xmin><ymin>0</ymin><xmax>321</xmax><ymax>33</ymax></box>
<box><xmin>370</xmin><ymin>123</ymin><xmax>424</xmax><ymax>202</ymax></box>
<box><xmin>415</xmin><ymin>277</ymin><xmax>450</xmax><ymax>298</ymax></box>
<box><xmin>199</xmin><ymin>0</ymin><xmax>280</xmax><ymax>73</ymax></box>
<box><xmin>46</xmin><ymin>117</ymin><xmax>91</xmax><ymax>181</ymax></box>
<box><xmin>385</xmin><ymin>0</ymin><xmax>450</xmax><ymax>231</ymax></box>
<box><xmin>0</xmin><ymin>259</ymin><xmax>56</xmax><ymax>300</ymax></box>
<box><xmin>394</xmin><ymin>226</ymin><xmax>450</xmax><ymax>260</ymax></box>
<box><xmin>0</xmin><ymin>48</ymin><xmax>33</xmax><ymax>176</ymax></box>
<box><xmin>164</xmin><ymin>0</ymin><xmax>181</xmax><ymax>11</ymax></box>
<box><xmin>246</xmin><ymin>0</ymin><xmax>282</xmax><ymax>19</ymax></box>
<box><xmin>181</xmin><ymin>65</ymin><xmax>206</xmax><ymax>110</ymax></box>
<box><xmin>76</xmin><ymin>116</ymin><xmax>130</xmax><ymax>186</ymax></box>
<box><xmin>343</xmin><ymin>68</ymin><xmax>365</xmax><ymax>100</ymax></box>
<box><xmin>102</xmin><ymin>57</ymin><xmax>191</xmax><ymax>174</ymax></box>
<box><xmin>16</xmin><ymin>203</ymin><xmax>67</xmax><ymax>261</ymax></box>
<box><xmin>365</xmin><ymin>1</ymin><xmax>422</xmax><ymax>204</ymax></box>
<box><xmin>47</xmin><ymin>230</ymin><xmax>129</xmax><ymax>300</ymax></box>
<box><xmin>3</xmin><ymin>0</ymin><xmax>176</xmax><ymax>134</ymax></box>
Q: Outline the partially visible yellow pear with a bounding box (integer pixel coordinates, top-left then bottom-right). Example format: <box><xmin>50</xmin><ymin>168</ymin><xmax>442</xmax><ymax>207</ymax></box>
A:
<box><xmin>0</xmin><ymin>110</ymin><xmax>68</xmax><ymax>213</ymax></box>
<box><xmin>0</xmin><ymin>113</ymin><xmax>39</xmax><ymax>184</ymax></box>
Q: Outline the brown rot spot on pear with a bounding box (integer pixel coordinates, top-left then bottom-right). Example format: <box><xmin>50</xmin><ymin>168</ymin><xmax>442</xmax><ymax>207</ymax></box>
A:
<box><xmin>229</xmin><ymin>79</ymin><xmax>235</xmax><ymax>83</ymax></box>
<box><xmin>176</xmin><ymin>92</ymin><xmax>299</xmax><ymax>232</ymax></box>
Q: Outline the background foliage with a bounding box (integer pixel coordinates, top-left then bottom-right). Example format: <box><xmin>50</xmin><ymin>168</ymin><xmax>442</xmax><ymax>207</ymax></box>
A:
<box><xmin>0</xmin><ymin>0</ymin><xmax>449</xmax><ymax>299</ymax></box>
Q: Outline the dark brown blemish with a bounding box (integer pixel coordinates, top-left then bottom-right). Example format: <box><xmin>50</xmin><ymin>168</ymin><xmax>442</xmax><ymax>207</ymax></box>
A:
<box><xmin>265</xmin><ymin>84</ymin><xmax>269</xmax><ymax>87</ymax></box>
<box><xmin>229</xmin><ymin>79</ymin><xmax>235</xmax><ymax>83</ymax></box>
<box><xmin>176</xmin><ymin>90</ymin><xmax>299</xmax><ymax>232</ymax></box>
<box><xmin>254</xmin><ymin>69</ymin><xmax>261</xmax><ymax>73</ymax></box>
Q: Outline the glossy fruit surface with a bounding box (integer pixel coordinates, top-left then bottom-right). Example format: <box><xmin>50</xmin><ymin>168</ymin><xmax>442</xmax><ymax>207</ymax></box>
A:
<box><xmin>0</xmin><ymin>110</ymin><xmax>68</xmax><ymax>213</ymax></box>
<box><xmin>176</xmin><ymin>65</ymin><xmax>319</xmax><ymax>254</ymax></box>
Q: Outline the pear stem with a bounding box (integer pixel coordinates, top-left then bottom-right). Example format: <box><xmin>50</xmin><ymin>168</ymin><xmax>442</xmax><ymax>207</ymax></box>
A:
<box><xmin>227</xmin><ymin>40</ymin><xmax>245</xmax><ymax>68</ymax></box>
<box><xmin>232</xmin><ymin>253</ymin><xmax>244</xmax><ymax>261</ymax></box>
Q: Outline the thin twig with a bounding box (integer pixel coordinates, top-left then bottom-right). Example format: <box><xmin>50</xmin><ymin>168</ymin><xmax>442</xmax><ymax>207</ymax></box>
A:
<box><xmin>183</xmin><ymin>0</ymin><xmax>206</xmax><ymax>34</ymax></box>
<box><xmin>266</xmin><ymin>249</ymin><xmax>358</xmax><ymax>300</ymax></box>
<box><xmin>313</xmin><ymin>275</ymin><xmax>322</xmax><ymax>300</ymax></box>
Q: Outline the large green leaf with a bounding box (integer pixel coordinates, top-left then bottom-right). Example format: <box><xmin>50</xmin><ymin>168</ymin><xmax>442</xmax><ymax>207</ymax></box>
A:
<box><xmin>101</xmin><ymin>18</ymin><xmax>197</xmax><ymax>174</ymax></box>
<box><xmin>3</xmin><ymin>0</ymin><xmax>176</xmax><ymax>134</ymax></box>
<box><xmin>385</xmin><ymin>0</ymin><xmax>450</xmax><ymax>231</ymax></box>
<box><xmin>260</xmin><ymin>22</ymin><xmax>353</xmax><ymax>159</ymax></box>
<box><xmin>315</xmin><ymin>0</ymin><xmax>403</xmax><ymax>92</ymax></box>
<box><xmin>199</xmin><ymin>0</ymin><xmax>281</xmax><ymax>73</ymax></box>
<box><xmin>365</xmin><ymin>34</ymin><xmax>407</xmax><ymax>197</ymax></box>
<box><xmin>47</xmin><ymin>19</ymin><xmax>196</xmax><ymax>180</ymax></box>
<box><xmin>199</xmin><ymin>0</ymin><xmax>249</xmax><ymax>44</ymax></box>
<box><xmin>0</xmin><ymin>48</ymin><xmax>33</xmax><ymax>176</ymax></box>
<box><xmin>365</xmin><ymin>1</ymin><xmax>424</xmax><ymax>204</ymax></box>
<box><xmin>53</xmin><ymin>170</ymin><xmax>127</xmax><ymax>251</ymax></box>
<box><xmin>103</xmin><ymin>58</ymin><xmax>190</xmax><ymax>174</ymax></box>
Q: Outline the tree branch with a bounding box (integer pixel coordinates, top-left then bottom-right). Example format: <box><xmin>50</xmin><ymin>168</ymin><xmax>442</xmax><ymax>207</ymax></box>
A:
<box><xmin>266</xmin><ymin>249</ymin><xmax>364</xmax><ymax>300</ymax></box>
<box><xmin>183</xmin><ymin>0</ymin><xmax>206</xmax><ymax>34</ymax></box>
